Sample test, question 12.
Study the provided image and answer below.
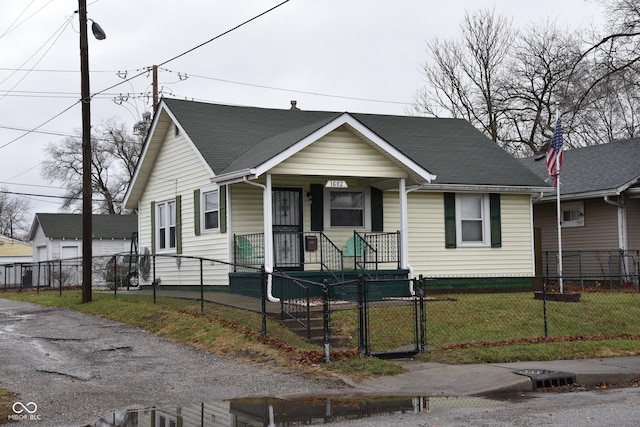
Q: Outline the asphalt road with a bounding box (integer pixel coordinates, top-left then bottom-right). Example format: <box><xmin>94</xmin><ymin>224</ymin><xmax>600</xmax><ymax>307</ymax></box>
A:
<box><xmin>3</xmin><ymin>298</ymin><xmax>640</xmax><ymax>427</ymax></box>
<box><xmin>321</xmin><ymin>387</ymin><xmax>640</xmax><ymax>427</ymax></box>
<box><xmin>0</xmin><ymin>299</ymin><xmax>349</xmax><ymax>427</ymax></box>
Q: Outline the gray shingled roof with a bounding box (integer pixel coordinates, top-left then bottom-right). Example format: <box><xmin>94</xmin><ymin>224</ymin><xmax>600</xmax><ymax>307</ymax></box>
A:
<box><xmin>31</xmin><ymin>214</ymin><xmax>137</xmax><ymax>240</ymax></box>
<box><xmin>163</xmin><ymin>98</ymin><xmax>548</xmax><ymax>187</ymax></box>
<box><xmin>520</xmin><ymin>138</ymin><xmax>640</xmax><ymax>196</ymax></box>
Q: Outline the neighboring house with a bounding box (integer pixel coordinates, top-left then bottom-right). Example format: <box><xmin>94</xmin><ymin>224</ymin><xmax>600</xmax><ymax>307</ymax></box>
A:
<box><xmin>28</xmin><ymin>213</ymin><xmax>138</xmax><ymax>287</ymax></box>
<box><xmin>521</xmin><ymin>138</ymin><xmax>640</xmax><ymax>253</ymax></box>
<box><xmin>0</xmin><ymin>234</ymin><xmax>32</xmax><ymax>263</ymax></box>
<box><xmin>0</xmin><ymin>234</ymin><xmax>33</xmax><ymax>287</ymax></box>
<box><xmin>520</xmin><ymin>139</ymin><xmax>640</xmax><ymax>279</ymax></box>
<box><xmin>123</xmin><ymin>99</ymin><xmax>550</xmax><ymax>297</ymax></box>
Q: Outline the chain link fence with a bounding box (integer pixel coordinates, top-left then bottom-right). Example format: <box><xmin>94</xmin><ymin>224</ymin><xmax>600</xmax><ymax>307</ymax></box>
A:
<box><xmin>3</xmin><ymin>252</ymin><xmax>640</xmax><ymax>361</ymax></box>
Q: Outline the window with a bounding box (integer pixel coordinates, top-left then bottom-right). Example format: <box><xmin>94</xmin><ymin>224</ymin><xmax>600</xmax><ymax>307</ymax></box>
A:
<box><xmin>444</xmin><ymin>193</ymin><xmax>501</xmax><ymax>248</ymax></box>
<box><xmin>157</xmin><ymin>200</ymin><xmax>176</xmax><ymax>251</ymax></box>
<box><xmin>203</xmin><ymin>190</ymin><xmax>219</xmax><ymax>230</ymax></box>
<box><xmin>329</xmin><ymin>190</ymin><xmax>364</xmax><ymax>227</ymax></box>
<box><xmin>561</xmin><ymin>201</ymin><xmax>584</xmax><ymax>227</ymax></box>
<box><xmin>456</xmin><ymin>194</ymin><xmax>490</xmax><ymax>246</ymax></box>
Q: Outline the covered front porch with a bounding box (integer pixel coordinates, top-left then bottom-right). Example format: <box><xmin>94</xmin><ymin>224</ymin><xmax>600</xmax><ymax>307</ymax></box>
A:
<box><xmin>232</xmin><ymin>230</ymin><xmax>402</xmax><ymax>274</ymax></box>
<box><xmin>224</xmin><ymin>175</ymin><xmax>417</xmax><ymax>301</ymax></box>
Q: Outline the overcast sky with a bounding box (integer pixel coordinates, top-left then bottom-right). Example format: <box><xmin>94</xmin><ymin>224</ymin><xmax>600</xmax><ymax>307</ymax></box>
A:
<box><xmin>0</xmin><ymin>0</ymin><xmax>605</xmax><ymax>217</ymax></box>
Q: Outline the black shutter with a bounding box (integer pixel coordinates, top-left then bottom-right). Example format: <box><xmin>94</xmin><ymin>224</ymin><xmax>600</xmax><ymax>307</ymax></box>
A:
<box><xmin>490</xmin><ymin>193</ymin><xmax>502</xmax><ymax>248</ymax></box>
<box><xmin>219</xmin><ymin>186</ymin><xmax>227</xmax><ymax>233</ymax></box>
<box><xmin>193</xmin><ymin>189</ymin><xmax>201</xmax><ymax>236</ymax></box>
<box><xmin>371</xmin><ymin>186</ymin><xmax>384</xmax><ymax>232</ymax></box>
<box><xmin>310</xmin><ymin>184</ymin><xmax>324</xmax><ymax>231</ymax></box>
<box><xmin>175</xmin><ymin>195</ymin><xmax>182</xmax><ymax>254</ymax></box>
<box><xmin>444</xmin><ymin>192</ymin><xmax>456</xmax><ymax>248</ymax></box>
<box><xmin>150</xmin><ymin>201</ymin><xmax>156</xmax><ymax>255</ymax></box>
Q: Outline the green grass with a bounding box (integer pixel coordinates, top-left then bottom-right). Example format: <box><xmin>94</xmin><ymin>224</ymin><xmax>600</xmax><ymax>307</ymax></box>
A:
<box><xmin>330</xmin><ymin>291</ymin><xmax>640</xmax><ymax>364</ymax></box>
<box><xmin>3</xmin><ymin>288</ymin><xmax>640</xmax><ymax>380</ymax></box>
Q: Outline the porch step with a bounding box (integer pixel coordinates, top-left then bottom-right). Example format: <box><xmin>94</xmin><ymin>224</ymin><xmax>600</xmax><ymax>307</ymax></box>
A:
<box><xmin>277</xmin><ymin>316</ymin><xmax>355</xmax><ymax>348</ymax></box>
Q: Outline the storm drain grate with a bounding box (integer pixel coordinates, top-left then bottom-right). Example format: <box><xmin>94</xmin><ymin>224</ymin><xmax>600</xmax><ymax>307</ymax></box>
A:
<box><xmin>515</xmin><ymin>369</ymin><xmax>576</xmax><ymax>390</ymax></box>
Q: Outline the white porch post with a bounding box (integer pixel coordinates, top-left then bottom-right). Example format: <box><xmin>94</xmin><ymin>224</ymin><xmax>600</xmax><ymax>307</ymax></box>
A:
<box><xmin>399</xmin><ymin>178</ymin><xmax>416</xmax><ymax>295</ymax></box>
<box><xmin>399</xmin><ymin>178</ymin><xmax>409</xmax><ymax>270</ymax></box>
<box><xmin>263</xmin><ymin>174</ymin><xmax>278</xmax><ymax>301</ymax></box>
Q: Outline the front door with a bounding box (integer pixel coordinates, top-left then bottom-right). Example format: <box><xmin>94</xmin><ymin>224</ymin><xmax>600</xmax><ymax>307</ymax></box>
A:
<box><xmin>272</xmin><ymin>188</ymin><xmax>303</xmax><ymax>270</ymax></box>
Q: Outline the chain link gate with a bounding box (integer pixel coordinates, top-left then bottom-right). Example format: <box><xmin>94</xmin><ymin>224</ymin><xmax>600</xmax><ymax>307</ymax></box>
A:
<box><xmin>357</xmin><ymin>275</ymin><xmax>426</xmax><ymax>358</ymax></box>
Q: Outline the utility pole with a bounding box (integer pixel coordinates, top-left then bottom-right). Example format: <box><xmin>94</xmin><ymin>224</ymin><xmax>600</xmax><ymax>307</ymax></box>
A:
<box><xmin>79</xmin><ymin>0</ymin><xmax>92</xmax><ymax>303</ymax></box>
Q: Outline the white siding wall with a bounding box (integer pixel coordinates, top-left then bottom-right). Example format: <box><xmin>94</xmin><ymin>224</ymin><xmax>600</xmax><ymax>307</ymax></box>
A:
<box><xmin>269</xmin><ymin>127</ymin><xmax>408</xmax><ymax>178</ymax></box>
<box><xmin>389</xmin><ymin>192</ymin><xmax>535</xmax><ymax>276</ymax></box>
<box><xmin>138</xmin><ymin>128</ymin><xmax>229</xmax><ymax>287</ymax></box>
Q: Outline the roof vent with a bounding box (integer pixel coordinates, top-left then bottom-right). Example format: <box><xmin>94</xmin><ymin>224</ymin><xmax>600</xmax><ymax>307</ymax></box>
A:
<box><xmin>290</xmin><ymin>100</ymin><xmax>299</xmax><ymax>110</ymax></box>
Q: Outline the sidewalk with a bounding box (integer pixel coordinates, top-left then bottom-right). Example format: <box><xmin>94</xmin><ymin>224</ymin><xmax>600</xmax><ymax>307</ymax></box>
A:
<box><xmin>350</xmin><ymin>356</ymin><xmax>640</xmax><ymax>396</ymax></box>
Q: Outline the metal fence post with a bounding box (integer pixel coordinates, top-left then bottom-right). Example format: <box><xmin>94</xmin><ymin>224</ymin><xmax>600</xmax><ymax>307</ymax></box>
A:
<box><xmin>58</xmin><ymin>259</ymin><xmax>62</xmax><ymax>296</ymax></box>
<box><xmin>36</xmin><ymin>261</ymin><xmax>41</xmax><ymax>295</ymax></box>
<box><xmin>417</xmin><ymin>275</ymin><xmax>426</xmax><ymax>353</ymax></box>
<box><xmin>322</xmin><ymin>278</ymin><xmax>330</xmax><ymax>363</ymax></box>
<box><xmin>542</xmin><ymin>279</ymin><xmax>548</xmax><ymax>338</ymax></box>
<box><xmin>357</xmin><ymin>274</ymin><xmax>368</xmax><ymax>355</ymax></box>
<box><xmin>200</xmin><ymin>258</ymin><xmax>204</xmax><ymax>315</ymax></box>
<box><xmin>152</xmin><ymin>255</ymin><xmax>156</xmax><ymax>304</ymax></box>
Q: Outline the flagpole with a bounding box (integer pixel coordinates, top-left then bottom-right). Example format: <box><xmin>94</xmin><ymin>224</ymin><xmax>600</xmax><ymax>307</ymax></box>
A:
<box><xmin>554</xmin><ymin>108</ymin><xmax>564</xmax><ymax>293</ymax></box>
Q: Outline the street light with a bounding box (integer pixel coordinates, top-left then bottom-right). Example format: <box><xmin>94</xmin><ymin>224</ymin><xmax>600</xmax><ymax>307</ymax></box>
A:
<box><xmin>78</xmin><ymin>0</ymin><xmax>105</xmax><ymax>303</ymax></box>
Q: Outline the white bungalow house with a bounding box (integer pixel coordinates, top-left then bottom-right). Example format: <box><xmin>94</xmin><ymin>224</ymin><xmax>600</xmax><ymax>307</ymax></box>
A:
<box><xmin>123</xmin><ymin>99</ymin><xmax>551</xmax><ymax>299</ymax></box>
<box><xmin>29</xmin><ymin>213</ymin><xmax>138</xmax><ymax>288</ymax></box>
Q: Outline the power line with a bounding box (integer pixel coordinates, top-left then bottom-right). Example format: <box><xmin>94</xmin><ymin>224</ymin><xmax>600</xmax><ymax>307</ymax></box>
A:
<box><xmin>0</xmin><ymin>102</ymin><xmax>78</xmax><ymax>150</ymax></box>
<box><xmin>161</xmin><ymin>67</ymin><xmax>412</xmax><ymax>107</ymax></box>
<box><xmin>0</xmin><ymin>0</ymin><xmax>55</xmax><ymax>40</ymax></box>
<box><xmin>0</xmin><ymin>189</ymin><xmax>120</xmax><ymax>204</ymax></box>
<box><xmin>1</xmin><ymin>1</ymin><xmax>294</xmax><ymax>150</ymax></box>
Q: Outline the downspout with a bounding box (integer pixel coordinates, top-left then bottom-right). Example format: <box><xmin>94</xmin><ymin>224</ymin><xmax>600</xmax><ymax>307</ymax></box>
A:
<box><xmin>243</xmin><ymin>175</ymin><xmax>279</xmax><ymax>302</ymax></box>
<box><xmin>400</xmin><ymin>178</ymin><xmax>421</xmax><ymax>295</ymax></box>
<box><xmin>604</xmin><ymin>195</ymin><xmax>627</xmax><ymax>251</ymax></box>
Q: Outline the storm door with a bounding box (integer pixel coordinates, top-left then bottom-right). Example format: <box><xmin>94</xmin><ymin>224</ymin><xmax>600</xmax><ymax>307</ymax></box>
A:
<box><xmin>272</xmin><ymin>188</ymin><xmax>303</xmax><ymax>270</ymax></box>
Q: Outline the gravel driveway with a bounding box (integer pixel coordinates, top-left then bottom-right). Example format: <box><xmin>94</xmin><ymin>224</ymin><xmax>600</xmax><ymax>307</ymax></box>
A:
<box><xmin>0</xmin><ymin>299</ymin><xmax>350</xmax><ymax>427</ymax></box>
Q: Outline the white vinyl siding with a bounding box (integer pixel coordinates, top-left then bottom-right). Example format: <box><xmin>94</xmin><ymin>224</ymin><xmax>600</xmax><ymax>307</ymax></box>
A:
<box><xmin>138</xmin><ymin>127</ymin><xmax>229</xmax><ymax>286</ymax></box>
<box><xmin>394</xmin><ymin>192</ymin><xmax>535</xmax><ymax>276</ymax></box>
<box><xmin>269</xmin><ymin>127</ymin><xmax>408</xmax><ymax>178</ymax></box>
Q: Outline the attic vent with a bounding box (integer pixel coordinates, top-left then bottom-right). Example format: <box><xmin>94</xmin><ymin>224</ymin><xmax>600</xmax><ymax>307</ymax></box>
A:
<box><xmin>290</xmin><ymin>100</ymin><xmax>300</xmax><ymax>110</ymax></box>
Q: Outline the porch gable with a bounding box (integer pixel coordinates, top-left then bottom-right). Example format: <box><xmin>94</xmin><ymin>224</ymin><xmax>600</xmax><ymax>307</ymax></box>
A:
<box><xmin>268</xmin><ymin>126</ymin><xmax>409</xmax><ymax>179</ymax></box>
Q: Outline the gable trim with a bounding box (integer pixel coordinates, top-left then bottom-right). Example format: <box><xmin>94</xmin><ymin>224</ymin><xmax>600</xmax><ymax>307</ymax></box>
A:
<box><xmin>254</xmin><ymin>113</ymin><xmax>436</xmax><ymax>183</ymax></box>
<box><xmin>123</xmin><ymin>101</ymin><xmax>217</xmax><ymax>209</ymax></box>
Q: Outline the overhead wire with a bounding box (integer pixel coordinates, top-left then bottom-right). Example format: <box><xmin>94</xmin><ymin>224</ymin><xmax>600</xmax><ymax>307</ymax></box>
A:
<box><xmin>0</xmin><ymin>15</ymin><xmax>74</xmax><ymax>93</ymax></box>
<box><xmin>1</xmin><ymin>0</ymin><xmax>294</xmax><ymax>154</ymax></box>
<box><xmin>0</xmin><ymin>0</ymin><xmax>56</xmax><ymax>40</ymax></box>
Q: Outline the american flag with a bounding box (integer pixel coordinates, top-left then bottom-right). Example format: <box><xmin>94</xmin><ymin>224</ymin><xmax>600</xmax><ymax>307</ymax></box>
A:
<box><xmin>546</xmin><ymin>117</ymin><xmax>564</xmax><ymax>187</ymax></box>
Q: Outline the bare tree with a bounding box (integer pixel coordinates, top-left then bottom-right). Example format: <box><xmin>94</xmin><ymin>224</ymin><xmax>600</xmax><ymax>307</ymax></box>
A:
<box><xmin>41</xmin><ymin>118</ymin><xmax>142</xmax><ymax>214</ymax></box>
<box><xmin>501</xmin><ymin>21</ymin><xmax>584</xmax><ymax>155</ymax></box>
<box><xmin>413</xmin><ymin>2</ymin><xmax>640</xmax><ymax>154</ymax></box>
<box><xmin>0</xmin><ymin>186</ymin><xmax>31</xmax><ymax>240</ymax></box>
<box><xmin>412</xmin><ymin>8</ymin><xmax>513</xmax><ymax>143</ymax></box>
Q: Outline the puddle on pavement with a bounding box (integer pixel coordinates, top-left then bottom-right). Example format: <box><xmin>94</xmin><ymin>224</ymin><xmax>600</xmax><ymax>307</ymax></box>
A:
<box><xmin>89</xmin><ymin>393</ymin><xmax>531</xmax><ymax>426</ymax></box>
